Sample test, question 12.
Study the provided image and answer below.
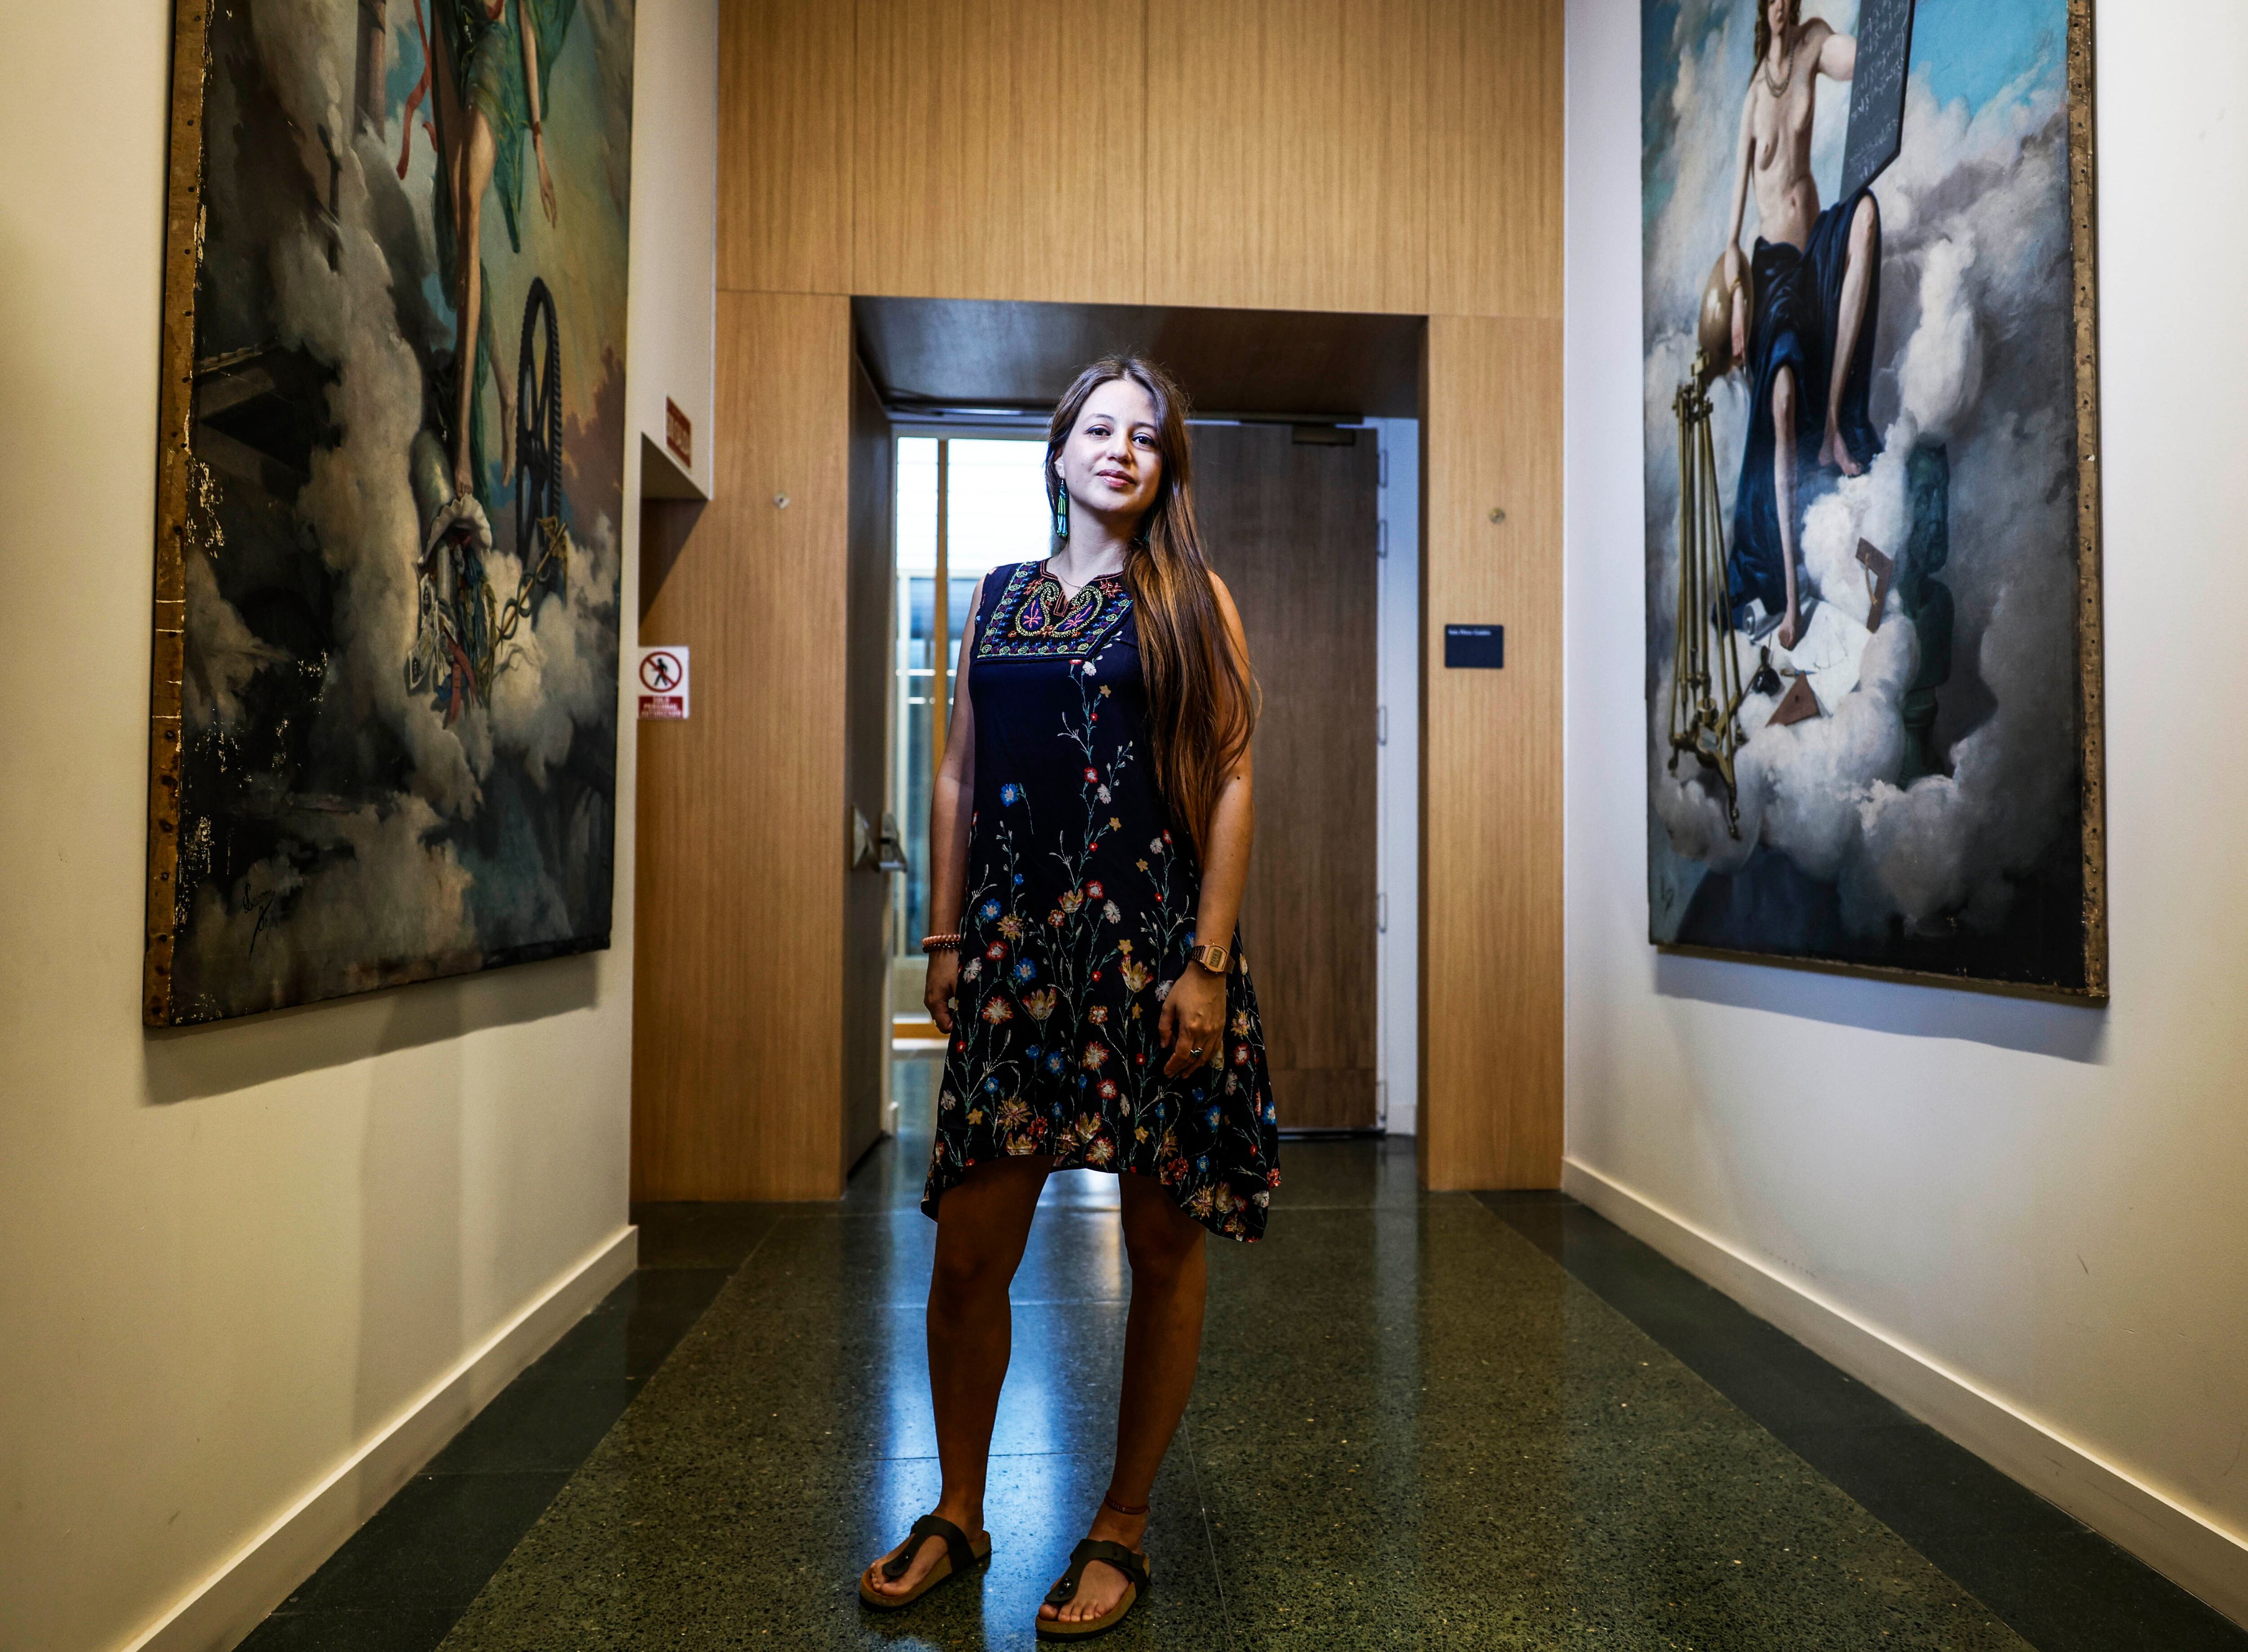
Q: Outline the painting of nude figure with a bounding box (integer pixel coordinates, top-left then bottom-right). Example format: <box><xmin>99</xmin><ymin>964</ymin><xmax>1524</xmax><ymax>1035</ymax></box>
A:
<box><xmin>142</xmin><ymin>0</ymin><xmax>634</xmax><ymax>1025</ymax></box>
<box><xmin>1643</xmin><ymin>0</ymin><xmax>2106</xmax><ymax>997</ymax></box>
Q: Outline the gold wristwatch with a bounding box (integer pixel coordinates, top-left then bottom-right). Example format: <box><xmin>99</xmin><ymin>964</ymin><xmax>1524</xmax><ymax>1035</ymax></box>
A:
<box><xmin>1187</xmin><ymin>942</ymin><xmax>1230</xmax><ymax>976</ymax></box>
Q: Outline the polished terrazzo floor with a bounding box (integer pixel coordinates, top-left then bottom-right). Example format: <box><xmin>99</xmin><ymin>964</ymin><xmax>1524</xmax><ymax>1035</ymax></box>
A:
<box><xmin>245</xmin><ymin>1065</ymin><xmax>2246</xmax><ymax>1652</ymax></box>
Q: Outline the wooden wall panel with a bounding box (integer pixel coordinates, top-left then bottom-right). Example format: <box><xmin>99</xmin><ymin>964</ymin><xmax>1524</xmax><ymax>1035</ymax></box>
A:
<box><xmin>633</xmin><ymin>292</ymin><xmax>852</xmax><ymax>1200</ymax></box>
<box><xmin>854</xmin><ymin>0</ymin><xmax>1146</xmax><ymax>304</ymax></box>
<box><xmin>1419</xmin><ymin>315</ymin><xmax>1563</xmax><ymax>1188</ymax></box>
<box><xmin>1427</xmin><ymin>0</ymin><xmax>1563</xmax><ymax>318</ymax></box>
<box><xmin>842</xmin><ymin>357</ymin><xmax>895</xmax><ymax>1172</ymax></box>
<box><xmin>718</xmin><ymin>0</ymin><xmax>853</xmax><ymax>293</ymax></box>
<box><xmin>691</xmin><ymin>0</ymin><xmax>1568</xmax><ymax>1196</ymax></box>
<box><xmin>1146</xmin><ymin>0</ymin><xmax>1427</xmax><ymax>314</ymax></box>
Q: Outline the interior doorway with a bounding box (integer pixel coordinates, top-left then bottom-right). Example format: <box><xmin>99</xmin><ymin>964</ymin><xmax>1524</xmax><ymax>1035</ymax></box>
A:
<box><xmin>1193</xmin><ymin>422</ymin><xmax>1378</xmax><ymax>1128</ymax></box>
<box><xmin>849</xmin><ymin>297</ymin><xmax>1422</xmax><ymax>1145</ymax></box>
<box><xmin>887</xmin><ymin>438</ymin><xmax>1054</xmax><ymax>1028</ymax></box>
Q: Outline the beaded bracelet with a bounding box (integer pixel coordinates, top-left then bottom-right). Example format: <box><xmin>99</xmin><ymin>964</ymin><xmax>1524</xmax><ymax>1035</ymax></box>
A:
<box><xmin>919</xmin><ymin>933</ymin><xmax>962</xmax><ymax>954</ymax></box>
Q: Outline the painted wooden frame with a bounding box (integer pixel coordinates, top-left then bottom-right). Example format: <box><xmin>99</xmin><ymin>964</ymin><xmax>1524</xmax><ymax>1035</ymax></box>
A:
<box><xmin>1641</xmin><ymin>0</ymin><xmax>2106</xmax><ymax>1001</ymax></box>
<box><xmin>144</xmin><ymin>0</ymin><xmax>637</xmax><ymax>1024</ymax></box>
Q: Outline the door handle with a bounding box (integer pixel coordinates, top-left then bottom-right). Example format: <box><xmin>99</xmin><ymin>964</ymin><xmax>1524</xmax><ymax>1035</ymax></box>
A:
<box><xmin>875</xmin><ymin>809</ymin><xmax>908</xmax><ymax>874</ymax></box>
<box><xmin>851</xmin><ymin>807</ymin><xmax>909</xmax><ymax>873</ymax></box>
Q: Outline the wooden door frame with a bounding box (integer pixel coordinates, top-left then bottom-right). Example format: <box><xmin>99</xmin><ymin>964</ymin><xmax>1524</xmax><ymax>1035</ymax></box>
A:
<box><xmin>630</xmin><ymin>303</ymin><xmax>1561</xmax><ymax>1201</ymax></box>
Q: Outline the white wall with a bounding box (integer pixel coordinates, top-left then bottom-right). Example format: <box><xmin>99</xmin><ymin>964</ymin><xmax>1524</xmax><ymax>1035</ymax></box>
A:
<box><xmin>0</xmin><ymin>6</ymin><xmax>714</xmax><ymax>1649</ymax></box>
<box><xmin>1565</xmin><ymin>0</ymin><xmax>2248</xmax><ymax>1624</ymax></box>
<box><xmin>631</xmin><ymin>0</ymin><xmax>718</xmax><ymax>500</ymax></box>
<box><xmin>1370</xmin><ymin>417</ymin><xmax>1420</xmax><ymax>1139</ymax></box>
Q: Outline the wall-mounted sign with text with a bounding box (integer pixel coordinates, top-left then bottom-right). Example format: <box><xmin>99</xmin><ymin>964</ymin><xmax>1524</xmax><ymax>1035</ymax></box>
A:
<box><xmin>664</xmin><ymin>397</ymin><xmax>693</xmax><ymax>471</ymax></box>
<box><xmin>638</xmin><ymin>646</ymin><xmax>690</xmax><ymax>719</ymax></box>
<box><xmin>1443</xmin><ymin>624</ymin><xmax>1504</xmax><ymax>669</ymax></box>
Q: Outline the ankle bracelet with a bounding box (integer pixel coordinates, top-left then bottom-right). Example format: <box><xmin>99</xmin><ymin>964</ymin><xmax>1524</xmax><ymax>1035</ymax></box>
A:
<box><xmin>1102</xmin><ymin>1494</ymin><xmax>1150</xmax><ymax>1518</ymax></box>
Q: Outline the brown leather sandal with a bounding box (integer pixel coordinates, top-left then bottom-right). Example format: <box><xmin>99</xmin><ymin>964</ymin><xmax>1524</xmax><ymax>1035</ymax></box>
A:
<box><xmin>1035</xmin><ymin>1538</ymin><xmax>1151</xmax><ymax>1640</ymax></box>
<box><xmin>857</xmin><ymin>1513</ymin><xmax>990</xmax><ymax>1610</ymax></box>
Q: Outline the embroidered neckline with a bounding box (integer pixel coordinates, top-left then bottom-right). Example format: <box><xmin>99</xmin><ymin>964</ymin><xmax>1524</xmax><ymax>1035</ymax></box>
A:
<box><xmin>976</xmin><ymin>562</ymin><xmax>1133</xmax><ymax>661</ymax></box>
<box><xmin>1016</xmin><ymin>570</ymin><xmax>1123</xmax><ymax>638</ymax></box>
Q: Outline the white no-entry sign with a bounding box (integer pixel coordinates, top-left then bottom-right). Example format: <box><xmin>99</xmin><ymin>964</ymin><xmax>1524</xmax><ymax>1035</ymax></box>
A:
<box><xmin>638</xmin><ymin>646</ymin><xmax>690</xmax><ymax>719</ymax></box>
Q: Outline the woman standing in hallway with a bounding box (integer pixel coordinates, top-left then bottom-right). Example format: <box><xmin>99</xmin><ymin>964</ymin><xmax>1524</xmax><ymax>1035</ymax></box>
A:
<box><xmin>859</xmin><ymin>357</ymin><xmax>1280</xmax><ymax>1638</ymax></box>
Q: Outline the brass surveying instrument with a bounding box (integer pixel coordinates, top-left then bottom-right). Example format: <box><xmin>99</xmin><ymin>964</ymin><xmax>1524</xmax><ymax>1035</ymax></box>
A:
<box><xmin>1666</xmin><ymin>256</ymin><xmax>1753</xmax><ymax>836</ymax></box>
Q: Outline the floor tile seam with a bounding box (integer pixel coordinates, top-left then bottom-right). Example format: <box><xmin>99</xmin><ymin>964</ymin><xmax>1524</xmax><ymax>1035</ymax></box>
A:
<box><xmin>1253</xmin><ymin>1202</ymin><xmax>1481</xmax><ymax>1217</ymax></box>
<box><xmin>393</xmin><ymin>1232</ymin><xmax>792</xmax><ymax>1626</ymax></box>
<box><xmin>421</xmin><ymin>1461</ymin><xmax>623</xmax><ymax>1480</ymax></box>
<box><xmin>851</xmin><ymin>1448</ymin><xmax>1142</xmax><ymax>1464</ymax></box>
<box><xmin>747</xmin><ymin>1300</ymin><xmax>1132</xmax><ymax>1320</ymax></box>
<box><xmin>1474</xmin><ymin>1203</ymin><xmax>1842</xmax><ymax>1379</ymax></box>
<box><xmin>855</xmin><ymin>1297</ymin><xmax>1130</xmax><ymax>1309</ymax></box>
<box><xmin>1175</xmin><ymin>1414</ymin><xmax>1240</xmax><ymax>1648</ymax></box>
<box><xmin>806</xmin><ymin>1196</ymin><xmax>1467</xmax><ymax>1221</ymax></box>
<box><xmin>1530</xmin><ymin>1294</ymin><xmax>1940</xmax><ymax>1446</ymax></box>
<box><xmin>762</xmin><ymin>1207</ymin><xmax>1128</xmax><ymax>1223</ymax></box>
<box><xmin>687</xmin><ymin>1211</ymin><xmax>792</xmax><ymax>1304</ymax></box>
<box><xmin>480</xmin><ymin>1372</ymin><xmax>642</xmax><ymax>1389</ymax></box>
<box><xmin>1468</xmin><ymin>1196</ymin><xmax>2080</xmax><ymax>1652</ymax></box>
<box><xmin>1474</xmin><ymin>1206</ymin><xmax>2073</xmax><ymax>1525</ymax></box>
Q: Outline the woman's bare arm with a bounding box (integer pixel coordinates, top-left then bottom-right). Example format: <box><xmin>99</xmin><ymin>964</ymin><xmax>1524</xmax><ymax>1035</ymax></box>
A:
<box><xmin>1725</xmin><ymin>94</ymin><xmax>1756</xmax><ymax>358</ymax></box>
<box><xmin>517</xmin><ymin>2</ymin><xmax>558</xmax><ymax>223</ymax></box>
<box><xmin>1815</xmin><ymin>20</ymin><xmax>1855</xmax><ymax>81</ymax></box>
<box><xmin>923</xmin><ymin>575</ymin><xmax>986</xmax><ymax>1031</ymax></box>
<box><xmin>1725</xmin><ymin>93</ymin><xmax>1755</xmax><ymax>267</ymax></box>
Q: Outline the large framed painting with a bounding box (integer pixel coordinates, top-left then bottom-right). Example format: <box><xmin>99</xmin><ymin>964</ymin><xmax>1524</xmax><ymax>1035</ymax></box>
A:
<box><xmin>1642</xmin><ymin>0</ymin><xmax>2106</xmax><ymax>998</ymax></box>
<box><xmin>143</xmin><ymin>0</ymin><xmax>635</xmax><ymax>1025</ymax></box>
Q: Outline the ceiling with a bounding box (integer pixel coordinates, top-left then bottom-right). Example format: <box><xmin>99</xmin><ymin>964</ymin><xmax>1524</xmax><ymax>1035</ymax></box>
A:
<box><xmin>852</xmin><ymin>296</ymin><xmax>1425</xmax><ymax>424</ymax></box>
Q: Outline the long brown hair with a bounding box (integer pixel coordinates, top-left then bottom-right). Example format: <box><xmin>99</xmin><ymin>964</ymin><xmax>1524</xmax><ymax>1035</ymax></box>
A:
<box><xmin>1754</xmin><ymin>0</ymin><xmax>1802</xmax><ymax>69</ymax></box>
<box><xmin>1044</xmin><ymin>357</ymin><xmax>1258</xmax><ymax>857</ymax></box>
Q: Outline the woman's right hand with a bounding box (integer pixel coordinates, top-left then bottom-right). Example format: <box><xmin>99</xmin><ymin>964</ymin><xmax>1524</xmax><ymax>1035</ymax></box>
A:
<box><xmin>924</xmin><ymin>950</ymin><xmax>961</xmax><ymax>1035</ymax></box>
<box><xmin>1722</xmin><ymin>243</ymin><xmax>1749</xmax><ymax>365</ymax></box>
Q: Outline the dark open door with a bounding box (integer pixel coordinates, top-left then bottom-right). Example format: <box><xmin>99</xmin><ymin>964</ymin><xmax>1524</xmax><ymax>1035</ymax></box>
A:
<box><xmin>843</xmin><ymin>357</ymin><xmax>895</xmax><ymax>1170</ymax></box>
<box><xmin>1194</xmin><ymin>423</ymin><xmax>1379</xmax><ymax>1130</ymax></box>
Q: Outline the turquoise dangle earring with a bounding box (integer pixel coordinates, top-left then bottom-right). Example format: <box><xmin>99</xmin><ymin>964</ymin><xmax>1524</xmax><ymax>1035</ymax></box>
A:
<box><xmin>1053</xmin><ymin>472</ymin><xmax>1070</xmax><ymax>541</ymax></box>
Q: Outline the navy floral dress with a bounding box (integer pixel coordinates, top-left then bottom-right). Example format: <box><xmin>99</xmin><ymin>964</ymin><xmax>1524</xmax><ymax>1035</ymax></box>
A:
<box><xmin>923</xmin><ymin>560</ymin><xmax>1281</xmax><ymax>1241</ymax></box>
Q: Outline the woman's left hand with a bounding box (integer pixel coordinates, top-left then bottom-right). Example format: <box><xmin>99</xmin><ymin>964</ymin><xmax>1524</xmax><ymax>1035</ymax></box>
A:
<box><xmin>1158</xmin><ymin>965</ymin><xmax>1227</xmax><ymax>1079</ymax></box>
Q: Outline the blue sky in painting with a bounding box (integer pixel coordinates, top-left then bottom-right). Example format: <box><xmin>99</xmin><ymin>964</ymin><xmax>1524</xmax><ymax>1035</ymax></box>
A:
<box><xmin>1643</xmin><ymin>0</ymin><xmax>2064</xmax><ymax>131</ymax></box>
<box><xmin>1913</xmin><ymin>0</ymin><xmax>2064</xmax><ymax>112</ymax></box>
<box><xmin>1641</xmin><ymin>0</ymin><xmax>2064</xmax><ymax>245</ymax></box>
<box><xmin>1644</xmin><ymin>0</ymin><xmax>1683</xmax><ymax>125</ymax></box>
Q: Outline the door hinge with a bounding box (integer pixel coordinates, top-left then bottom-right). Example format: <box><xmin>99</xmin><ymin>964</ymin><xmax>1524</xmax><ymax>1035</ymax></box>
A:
<box><xmin>1377</xmin><ymin>705</ymin><xmax>1388</xmax><ymax>746</ymax></box>
<box><xmin>1379</xmin><ymin>448</ymin><xmax>1390</xmax><ymax>489</ymax></box>
<box><xmin>1377</xmin><ymin>892</ymin><xmax>1388</xmax><ymax>933</ymax></box>
<box><xmin>1376</xmin><ymin>1079</ymin><xmax>1390</xmax><ymax>1129</ymax></box>
<box><xmin>1377</xmin><ymin>518</ymin><xmax>1389</xmax><ymax>560</ymax></box>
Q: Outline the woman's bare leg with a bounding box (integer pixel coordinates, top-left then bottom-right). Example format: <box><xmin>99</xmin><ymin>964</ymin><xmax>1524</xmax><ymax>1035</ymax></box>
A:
<box><xmin>1820</xmin><ymin>196</ymin><xmax>1878</xmax><ymax>477</ymax></box>
<box><xmin>449</xmin><ymin>112</ymin><xmax>498</xmax><ymax>500</ymax></box>
<box><xmin>862</xmin><ymin>1154</ymin><xmax>1049</xmax><ymax>1598</ymax></box>
<box><xmin>1773</xmin><ymin>363</ymin><xmax>1804</xmax><ymax>651</ymax></box>
<box><xmin>1041</xmin><ymin>1173</ymin><xmax>1207</xmax><ymax>1626</ymax></box>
